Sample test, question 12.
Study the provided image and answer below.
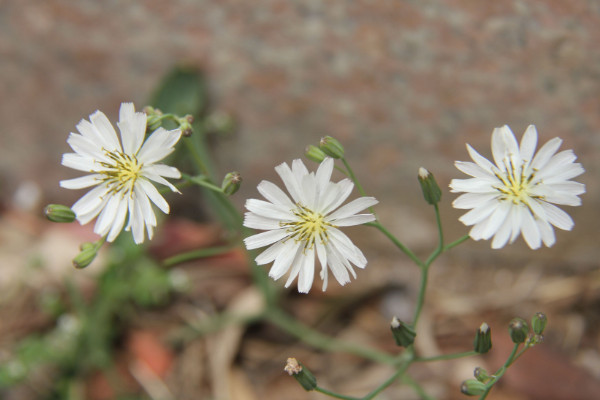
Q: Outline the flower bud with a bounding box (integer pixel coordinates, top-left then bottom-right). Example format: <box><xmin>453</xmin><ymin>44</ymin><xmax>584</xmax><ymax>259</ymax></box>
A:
<box><xmin>179</xmin><ymin>114</ymin><xmax>194</xmax><ymax>137</ymax></box>
<box><xmin>72</xmin><ymin>242</ymin><xmax>98</xmax><ymax>269</ymax></box>
<box><xmin>531</xmin><ymin>312</ymin><xmax>547</xmax><ymax>335</ymax></box>
<box><xmin>390</xmin><ymin>316</ymin><xmax>416</xmax><ymax>347</ymax></box>
<box><xmin>417</xmin><ymin>167</ymin><xmax>442</xmax><ymax>205</ymax></box>
<box><xmin>221</xmin><ymin>172</ymin><xmax>242</xmax><ymax>196</ymax></box>
<box><xmin>319</xmin><ymin>136</ymin><xmax>344</xmax><ymax>159</ymax></box>
<box><xmin>305</xmin><ymin>145</ymin><xmax>327</xmax><ymax>163</ymax></box>
<box><xmin>284</xmin><ymin>358</ymin><xmax>316</xmax><ymax>391</ymax></box>
<box><xmin>44</xmin><ymin>204</ymin><xmax>76</xmax><ymax>223</ymax></box>
<box><xmin>474</xmin><ymin>367</ymin><xmax>491</xmax><ymax>383</ymax></box>
<box><xmin>144</xmin><ymin>106</ymin><xmax>164</xmax><ymax>132</ymax></box>
<box><xmin>508</xmin><ymin>317</ymin><xmax>529</xmax><ymax>344</ymax></box>
<box><xmin>461</xmin><ymin>379</ymin><xmax>486</xmax><ymax>396</ymax></box>
<box><xmin>473</xmin><ymin>322</ymin><xmax>492</xmax><ymax>354</ymax></box>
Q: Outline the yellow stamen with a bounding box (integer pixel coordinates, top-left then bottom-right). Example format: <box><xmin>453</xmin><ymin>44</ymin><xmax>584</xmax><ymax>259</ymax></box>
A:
<box><xmin>99</xmin><ymin>150</ymin><xmax>143</xmax><ymax>196</ymax></box>
<box><xmin>281</xmin><ymin>204</ymin><xmax>335</xmax><ymax>251</ymax></box>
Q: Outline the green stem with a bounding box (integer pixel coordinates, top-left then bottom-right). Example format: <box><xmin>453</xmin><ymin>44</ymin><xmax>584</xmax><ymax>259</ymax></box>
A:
<box><xmin>162</xmin><ymin>245</ymin><xmax>236</xmax><ymax>268</ymax></box>
<box><xmin>367</xmin><ymin>221</ymin><xmax>423</xmax><ymax>267</ymax></box>
<box><xmin>479</xmin><ymin>344</ymin><xmax>520</xmax><ymax>399</ymax></box>
<box><xmin>314</xmin><ymin>387</ymin><xmax>360</xmax><ymax>400</ymax></box>
<box><xmin>362</xmin><ymin>357</ymin><xmax>412</xmax><ymax>400</ymax></box>
<box><xmin>402</xmin><ymin>374</ymin><xmax>435</xmax><ymax>400</ymax></box>
<box><xmin>444</xmin><ymin>234</ymin><xmax>470</xmax><ymax>251</ymax></box>
<box><xmin>424</xmin><ymin>204</ymin><xmax>444</xmax><ymax>267</ymax></box>
<box><xmin>415</xmin><ymin>350</ymin><xmax>477</xmax><ymax>362</ymax></box>
<box><xmin>412</xmin><ymin>265</ymin><xmax>429</xmax><ymax>326</ymax></box>
<box><xmin>265</xmin><ymin>309</ymin><xmax>396</xmax><ymax>364</ymax></box>
<box><xmin>180</xmin><ymin>172</ymin><xmax>223</xmax><ymax>192</ymax></box>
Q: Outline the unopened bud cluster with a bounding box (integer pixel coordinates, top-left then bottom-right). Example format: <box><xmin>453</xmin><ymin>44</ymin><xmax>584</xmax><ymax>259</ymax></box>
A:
<box><xmin>319</xmin><ymin>136</ymin><xmax>344</xmax><ymax>159</ymax></box>
<box><xmin>473</xmin><ymin>322</ymin><xmax>492</xmax><ymax>354</ymax></box>
<box><xmin>418</xmin><ymin>167</ymin><xmax>442</xmax><ymax>205</ymax></box>
<box><xmin>221</xmin><ymin>172</ymin><xmax>242</xmax><ymax>196</ymax></box>
<box><xmin>44</xmin><ymin>204</ymin><xmax>76</xmax><ymax>223</ymax></box>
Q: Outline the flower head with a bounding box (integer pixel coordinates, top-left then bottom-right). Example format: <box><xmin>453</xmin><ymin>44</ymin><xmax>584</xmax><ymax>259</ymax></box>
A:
<box><xmin>243</xmin><ymin>158</ymin><xmax>378</xmax><ymax>293</ymax></box>
<box><xmin>60</xmin><ymin>103</ymin><xmax>182</xmax><ymax>244</ymax></box>
<box><xmin>450</xmin><ymin>125</ymin><xmax>585</xmax><ymax>249</ymax></box>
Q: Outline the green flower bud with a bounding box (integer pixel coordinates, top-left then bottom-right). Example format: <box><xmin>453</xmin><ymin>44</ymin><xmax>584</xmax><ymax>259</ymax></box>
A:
<box><xmin>305</xmin><ymin>145</ymin><xmax>327</xmax><ymax>163</ymax></box>
<box><xmin>319</xmin><ymin>136</ymin><xmax>344</xmax><ymax>159</ymax></box>
<box><xmin>509</xmin><ymin>317</ymin><xmax>529</xmax><ymax>344</ymax></box>
<box><xmin>284</xmin><ymin>358</ymin><xmax>316</xmax><ymax>391</ymax></box>
<box><xmin>531</xmin><ymin>312</ymin><xmax>547</xmax><ymax>335</ymax></box>
<box><xmin>461</xmin><ymin>379</ymin><xmax>486</xmax><ymax>396</ymax></box>
<box><xmin>390</xmin><ymin>316</ymin><xmax>416</xmax><ymax>347</ymax></box>
<box><xmin>72</xmin><ymin>242</ymin><xmax>98</xmax><ymax>269</ymax></box>
<box><xmin>179</xmin><ymin>115</ymin><xmax>194</xmax><ymax>137</ymax></box>
<box><xmin>473</xmin><ymin>322</ymin><xmax>492</xmax><ymax>354</ymax></box>
<box><xmin>417</xmin><ymin>167</ymin><xmax>442</xmax><ymax>205</ymax></box>
<box><xmin>474</xmin><ymin>367</ymin><xmax>491</xmax><ymax>383</ymax></box>
<box><xmin>144</xmin><ymin>106</ymin><xmax>164</xmax><ymax>132</ymax></box>
<box><xmin>221</xmin><ymin>172</ymin><xmax>242</xmax><ymax>196</ymax></box>
<box><xmin>44</xmin><ymin>204</ymin><xmax>76</xmax><ymax>223</ymax></box>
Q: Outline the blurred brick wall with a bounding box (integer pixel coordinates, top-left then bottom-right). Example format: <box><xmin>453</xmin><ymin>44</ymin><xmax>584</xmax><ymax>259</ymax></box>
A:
<box><xmin>1</xmin><ymin>0</ymin><xmax>598</xmax><ymax>260</ymax></box>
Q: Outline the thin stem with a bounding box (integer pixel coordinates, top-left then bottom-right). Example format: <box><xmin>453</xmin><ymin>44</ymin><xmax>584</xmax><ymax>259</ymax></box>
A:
<box><xmin>424</xmin><ymin>204</ymin><xmax>444</xmax><ymax>267</ymax></box>
<box><xmin>415</xmin><ymin>350</ymin><xmax>477</xmax><ymax>362</ymax></box>
<box><xmin>162</xmin><ymin>245</ymin><xmax>236</xmax><ymax>268</ymax></box>
<box><xmin>479</xmin><ymin>343</ymin><xmax>520</xmax><ymax>399</ymax></box>
<box><xmin>402</xmin><ymin>374</ymin><xmax>435</xmax><ymax>400</ymax></box>
<box><xmin>180</xmin><ymin>172</ymin><xmax>223</xmax><ymax>193</ymax></box>
<box><xmin>265</xmin><ymin>309</ymin><xmax>396</xmax><ymax>364</ymax></box>
<box><xmin>362</xmin><ymin>358</ymin><xmax>412</xmax><ymax>400</ymax></box>
<box><xmin>444</xmin><ymin>234</ymin><xmax>470</xmax><ymax>251</ymax></box>
<box><xmin>314</xmin><ymin>387</ymin><xmax>360</xmax><ymax>400</ymax></box>
<box><xmin>340</xmin><ymin>157</ymin><xmax>377</xmax><ymax>217</ymax></box>
<box><xmin>412</xmin><ymin>265</ymin><xmax>429</xmax><ymax>326</ymax></box>
<box><xmin>367</xmin><ymin>221</ymin><xmax>424</xmax><ymax>267</ymax></box>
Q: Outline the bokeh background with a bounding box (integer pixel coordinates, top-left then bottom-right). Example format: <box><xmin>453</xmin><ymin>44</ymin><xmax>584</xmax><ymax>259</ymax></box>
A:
<box><xmin>1</xmin><ymin>1</ymin><xmax>599</xmax><ymax>399</ymax></box>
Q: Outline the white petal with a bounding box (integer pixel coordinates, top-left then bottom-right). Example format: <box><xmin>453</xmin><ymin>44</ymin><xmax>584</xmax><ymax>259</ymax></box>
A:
<box><xmin>268</xmin><ymin>241</ymin><xmax>301</xmax><ymax>279</ymax></box>
<box><xmin>62</xmin><ymin>153</ymin><xmax>97</xmax><ymax>172</ymax></box>
<box><xmin>136</xmin><ymin>128</ymin><xmax>181</xmax><ymax>164</ymax></box>
<box><xmin>531</xmin><ymin>137</ymin><xmax>562</xmax><ymax>170</ymax></box>
<box><xmin>117</xmin><ymin>102</ymin><xmax>146</xmax><ymax>154</ymax></box>
<box><xmin>466</xmin><ymin>144</ymin><xmax>496</xmax><ymax>172</ymax></box>
<box><xmin>106</xmin><ymin>197</ymin><xmax>129</xmax><ymax>242</ymax></box>
<box><xmin>255</xmin><ymin>240</ymin><xmax>288</xmax><ymax>265</ymax></box>
<box><xmin>539</xmin><ymin>202</ymin><xmax>574</xmax><ymax>231</ymax></box>
<box><xmin>537</xmin><ymin>218</ymin><xmax>556</xmax><ymax>247</ymax></box>
<box><xmin>327</xmin><ymin>197</ymin><xmax>378</xmax><ymax>221</ymax></box>
<box><xmin>90</xmin><ymin>110</ymin><xmax>121</xmax><ymax>152</ymax></box>
<box><xmin>243</xmin><ymin>213</ymin><xmax>282</xmax><ymax>230</ymax></box>
<box><xmin>333</xmin><ymin>214</ymin><xmax>376</xmax><ymax>227</ymax></box>
<box><xmin>519</xmin><ymin>125</ymin><xmax>538</xmax><ymax>164</ymax></box>
<box><xmin>320</xmin><ymin>179</ymin><xmax>354</xmax><ymax>215</ymax></box>
<box><xmin>284</xmin><ymin>246</ymin><xmax>306</xmax><ymax>289</ymax></box>
<box><xmin>275</xmin><ymin>161</ymin><xmax>303</xmax><ymax>203</ymax></box>
<box><xmin>245</xmin><ymin>198</ymin><xmax>294</xmax><ymax>221</ymax></box>
<box><xmin>328</xmin><ymin>228</ymin><xmax>367</xmax><ymax>268</ymax></box>
<box><xmin>521</xmin><ymin>210</ymin><xmax>541</xmax><ymax>249</ymax></box>
<box><xmin>71</xmin><ymin>185</ymin><xmax>110</xmax><ymax>217</ymax></box>
<box><xmin>94</xmin><ymin>194</ymin><xmax>123</xmax><ymax>237</ymax></box>
<box><xmin>455</xmin><ymin>161</ymin><xmax>496</xmax><ymax>179</ymax></box>
<box><xmin>244</xmin><ymin>229</ymin><xmax>289</xmax><ymax>250</ymax></box>
<box><xmin>137</xmin><ymin>179</ymin><xmax>170</xmax><ymax>214</ymax></box>
<box><xmin>257</xmin><ymin>180</ymin><xmax>294</xmax><ymax>207</ymax></box>
<box><xmin>145</xmin><ymin>164</ymin><xmax>182</xmax><ymax>179</ymax></box>
<box><xmin>452</xmin><ymin>192</ymin><xmax>499</xmax><ymax>209</ymax></box>
<box><xmin>297</xmin><ymin>247</ymin><xmax>315</xmax><ymax>293</ymax></box>
<box><xmin>491</xmin><ymin>217</ymin><xmax>512</xmax><ymax>249</ymax></box>
<box><xmin>481</xmin><ymin>202</ymin><xmax>510</xmax><ymax>240</ymax></box>
<box><xmin>60</xmin><ymin>174</ymin><xmax>102</xmax><ymax>189</ymax></box>
<box><xmin>315</xmin><ymin>242</ymin><xmax>328</xmax><ymax>291</ymax></box>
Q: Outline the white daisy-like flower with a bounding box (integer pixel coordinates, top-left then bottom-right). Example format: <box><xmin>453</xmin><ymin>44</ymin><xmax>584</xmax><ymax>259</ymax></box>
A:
<box><xmin>60</xmin><ymin>102</ymin><xmax>182</xmax><ymax>244</ymax></box>
<box><xmin>243</xmin><ymin>158</ymin><xmax>378</xmax><ymax>293</ymax></box>
<box><xmin>450</xmin><ymin>125</ymin><xmax>585</xmax><ymax>249</ymax></box>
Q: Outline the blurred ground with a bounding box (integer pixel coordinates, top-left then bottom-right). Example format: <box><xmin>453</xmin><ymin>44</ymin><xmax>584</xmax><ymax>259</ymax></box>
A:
<box><xmin>1</xmin><ymin>1</ymin><xmax>599</xmax><ymax>399</ymax></box>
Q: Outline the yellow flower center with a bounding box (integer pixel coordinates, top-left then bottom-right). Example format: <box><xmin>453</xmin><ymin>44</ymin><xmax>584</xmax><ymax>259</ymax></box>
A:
<box><xmin>282</xmin><ymin>204</ymin><xmax>334</xmax><ymax>250</ymax></box>
<box><xmin>99</xmin><ymin>150</ymin><xmax>143</xmax><ymax>195</ymax></box>
<box><xmin>495</xmin><ymin>157</ymin><xmax>536</xmax><ymax>205</ymax></box>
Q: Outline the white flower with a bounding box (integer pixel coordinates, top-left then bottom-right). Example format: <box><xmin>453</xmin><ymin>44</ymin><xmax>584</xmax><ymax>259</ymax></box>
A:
<box><xmin>243</xmin><ymin>158</ymin><xmax>378</xmax><ymax>293</ymax></box>
<box><xmin>450</xmin><ymin>125</ymin><xmax>585</xmax><ymax>249</ymax></box>
<box><xmin>60</xmin><ymin>103</ymin><xmax>182</xmax><ymax>244</ymax></box>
